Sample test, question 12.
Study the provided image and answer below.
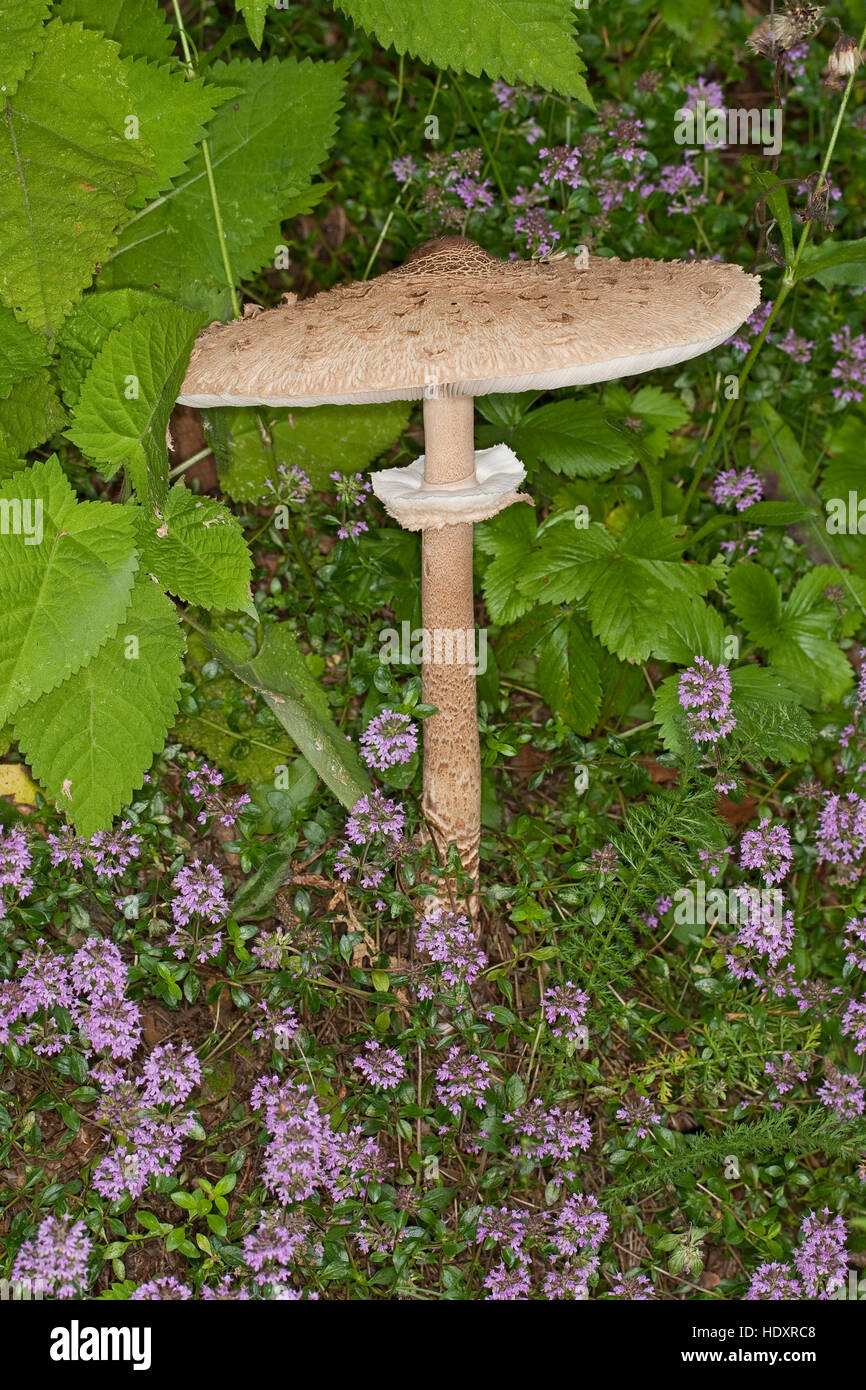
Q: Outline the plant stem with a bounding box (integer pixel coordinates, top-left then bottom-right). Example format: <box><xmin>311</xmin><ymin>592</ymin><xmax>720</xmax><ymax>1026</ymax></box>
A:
<box><xmin>171</xmin><ymin>0</ymin><xmax>241</xmax><ymax>320</ymax></box>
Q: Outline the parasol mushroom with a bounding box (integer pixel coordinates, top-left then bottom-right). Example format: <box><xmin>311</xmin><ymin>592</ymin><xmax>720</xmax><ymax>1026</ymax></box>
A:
<box><xmin>177</xmin><ymin>236</ymin><xmax>760</xmax><ymax>898</ymax></box>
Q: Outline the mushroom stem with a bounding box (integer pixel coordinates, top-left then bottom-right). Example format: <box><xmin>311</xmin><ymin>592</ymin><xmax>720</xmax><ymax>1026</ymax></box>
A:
<box><xmin>420</xmin><ymin>394</ymin><xmax>480</xmax><ymax>888</ymax></box>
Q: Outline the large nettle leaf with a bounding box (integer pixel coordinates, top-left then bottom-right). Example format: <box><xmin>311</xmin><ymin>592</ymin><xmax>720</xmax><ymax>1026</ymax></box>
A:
<box><xmin>56</xmin><ymin>289</ymin><xmax>169</xmax><ymax>406</ymax></box>
<box><xmin>335</xmin><ymin>0</ymin><xmax>591</xmax><ymax>104</ymax></box>
<box><xmin>54</xmin><ymin>0</ymin><xmax>176</xmax><ymax>62</ymax></box>
<box><xmin>727</xmin><ymin>562</ymin><xmax>852</xmax><ymax>705</ymax></box>
<box><xmin>476</xmin><ymin>397</ymin><xmax>634</xmax><ymax>478</ymax></box>
<box><xmin>518</xmin><ymin>512</ymin><xmax>719</xmax><ymax>662</ymax></box>
<box><xmin>0</xmin><ymin>304</ymin><xmax>51</xmax><ymax>399</ymax></box>
<box><xmin>0</xmin><ymin>0</ymin><xmax>50</xmax><ymax>99</ymax></box>
<box><xmin>0</xmin><ymin>369</ymin><xmax>66</xmax><ymax>463</ymax></box>
<box><xmin>0</xmin><ymin>456</ymin><xmax>138</xmax><ymax>723</ymax></box>
<box><xmin>14</xmin><ymin>573</ymin><xmax>184</xmax><ymax>836</ymax></box>
<box><xmin>121</xmin><ymin>58</ymin><xmax>230</xmax><ymax>207</ymax></box>
<box><xmin>102</xmin><ymin>56</ymin><xmax>347</xmax><ymax>314</ymax></box>
<box><xmin>65</xmin><ymin>303</ymin><xmax>203</xmax><ymax>507</ymax></box>
<box><xmin>209</xmin><ymin>400</ymin><xmax>411</xmax><ymax>501</ymax></box>
<box><xmin>136</xmin><ymin>483</ymin><xmax>254</xmax><ymax>614</ymax></box>
<box><xmin>0</xmin><ymin>17</ymin><xmax>154</xmax><ymax>336</ymax></box>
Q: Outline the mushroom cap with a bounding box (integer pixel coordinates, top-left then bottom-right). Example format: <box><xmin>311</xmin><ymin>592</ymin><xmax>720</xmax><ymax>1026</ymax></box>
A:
<box><xmin>177</xmin><ymin>237</ymin><xmax>761</xmax><ymax>408</ymax></box>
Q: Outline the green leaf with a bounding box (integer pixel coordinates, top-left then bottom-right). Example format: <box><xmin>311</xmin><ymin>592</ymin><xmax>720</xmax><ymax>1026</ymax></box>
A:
<box><xmin>0</xmin><ymin>0</ymin><xmax>50</xmax><ymax>99</ymax></box>
<box><xmin>14</xmin><ymin>573</ymin><xmax>184</xmax><ymax>835</ymax></box>
<box><xmin>212</xmin><ymin>399</ymin><xmax>411</xmax><ymax>501</ymax></box>
<box><xmin>744</xmin><ymin>157</ymin><xmax>794</xmax><ymax>269</ymax></box>
<box><xmin>651</xmin><ymin>600</ymin><xmax>727</xmax><ymax>665</ymax></box>
<box><xmin>56</xmin><ymin>289</ymin><xmax>167</xmax><ymax>406</ymax></box>
<box><xmin>534</xmin><ymin>614</ymin><xmax>602</xmax><ymax>733</ymax></box>
<box><xmin>728</xmin><ymin>563</ymin><xmax>852</xmax><ymax>706</ymax></box>
<box><xmin>796</xmin><ymin>237</ymin><xmax>866</xmax><ymax>288</ymax></box>
<box><xmin>476</xmin><ymin>502</ymin><xmax>537</xmax><ymax>625</ymax></box>
<box><xmin>121</xmin><ymin>60</ymin><xmax>230</xmax><ymax>207</ymax></box>
<box><xmin>478</xmin><ymin>399</ymin><xmax>633</xmax><ymax>477</ymax></box>
<box><xmin>335</xmin><ymin>0</ymin><xmax>592</xmax><ymax>104</ymax></box>
<box><xmin>0</xmin><ymin>369</ymin><xmax>65</xmax><ymax>459</ymax></box>
<box><xmin>172</xmin><ymin>673</ymin><xmax>295</xmax><ymax>786</ymax></box>
<box><xmin>136</xmin><ymin>483</ymin><xmax>254</xmax><ymax>614</ymax></box>
<box><xmin>727</xmin><ymin>563</ymin><xmax>782</xmax><ymax>648</ymax></box>
<box><xmin>236</xmin><ymin>0</ymin><xmax>269</xmax><ymax>47</ymax></box>
<box><xmin>0</xmin><ymin>18</ymin><xmax>154</xmax><ymax>336</ymax></box>
<box><xmin>102</xmin><ymin>56</ymin><xmax>346</xmax><ymax>314</ymax></box>
<box><xmin>736</xmin><ymin>501</ymin><xmax>814</xmax><ymax>526</ymax></box>
<box><xmin>193</xmin><ymin>620</ymin><xmax>370</xmax><ymax>810</ymax></box>
<box><xmin>0</xmin><ymin>456</ymin><xmax>138</xmax><ymax>723</ymax></box>
<box><xmin>0</xmin><ymin>305</ymin><xmax>51</xmax><ymax>398</ymax></box>
<box><xmin>54</xmin><ymin>0</ymin><xmax>175</xmax><ymax>62</ymax></box>
<box><xmin>66</xmin><ymin>303</ymin><xmax>202</xmax><ymax>507</ymax></box>
<box><xmin>605</xmin><ymin>383</ymin><xmax>690</xmax><ymax>462</ymax></box>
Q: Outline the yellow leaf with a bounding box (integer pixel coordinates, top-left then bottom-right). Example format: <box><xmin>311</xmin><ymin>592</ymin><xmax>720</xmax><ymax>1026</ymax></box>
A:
<box><xmin>0</xmin><ymin>763</ymin><xmax>40</xmax><ymax>806</ymax></box>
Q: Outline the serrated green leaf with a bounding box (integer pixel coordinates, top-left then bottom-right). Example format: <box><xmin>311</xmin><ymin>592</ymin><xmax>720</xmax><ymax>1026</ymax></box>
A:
<box><xmin>66</xmin><ymin>304</ymin><xmax>202</xmax><ymax>506</ymax></box>
<box><xmin>213</xmin><ymin>399</ymin><xmax>411</xmax><ymax>501</ymax></box>
<box><xmin>0</xmin><ymin>456</ymin><xmax>138</xmax><ymax>722</ymax></box>
<box><xmin>102</xmin><ymin>56</ymin><xmax>346</xmax><ymax>314</ymax></box>
<box><xmin>121</xmin><ymin>59</ymin><xmax>230</xmax><ymax>207</ymax></box>
<box><xmin>605</xmin><ymin>383</ymin><xmax>690</xmax><ymax>462</ymax></box>
<box><xmin>728</xmin><ymin>563</ymin><xmax>851</xmax><ymax>706</ymax></box>
<box><xmin>54</xmin><ymin>0</ymin><xmax>175</xmax><ymax>62</ymax></box>
<box><xmin>236</xmin><ymin>0</ymin><xmax>269</xmax><ymax>47</ymax></box>
<box><xmin>476</xmin><ymin>503</ymin><xmax>537</xmax><ymax>624</ymax></box>
<box><xmin>0</xmin><ymin>0</ymin><xmax>50</xmax><ymax>99</ymax></box>
<box><xmin>137</xmin><ymin>483</ymin><xmax>254</xmax><ymax>613</ymax></box>
<box><xmin>796</xmin><ymin>237</ymin><xmax>866</xmax><ymax>288</ymax></box>
<box><xmin>0</xmin><ymin>305</ymin><xmax>51</xmax><ymax>398</ymax></box>
<box><xmin>650</xmin><ymin>600</ymin><xmax>727</xmax><ymax>665</ymax></box>
<box><xmin>727</xmin><ymin>563</ymin><xmax>782</xmax><ymax>647</ymax></box>
<box><xmin>336</xmin><ymin>0</ymin><xmax>591</xmax><ymax>104</ymax></box>
<box><xmin>15</xmin><ymin>573</ymin><xmax>184</xmax><ymax>835</ymax></box>
<box><xmin>535</xmin><ymin>614</ymin><xmax>601</xmax><ymax>733</ymax></box>
<box><xmin>478</xmin><ymin>399</ymin><xmax>633</xmax><ymax>477</ymax></box>
<box><xmin>0</xmin><ymin>18</ymin><xmax>154</xmax><ymax>336</ymax></box>
<box><xmin>193</xmin><ymin>619</ymin><xmax>370</xmax><ymax>810</ymax></box>
<box><xmin>0</xmin><ymin>369</ymin><xmax>65</xmax><ymax>458</ymax></box>
<box><xmin>56</xmin><ymin>289</ymin><xmax>167</xmax><ymax>406</ymax></box>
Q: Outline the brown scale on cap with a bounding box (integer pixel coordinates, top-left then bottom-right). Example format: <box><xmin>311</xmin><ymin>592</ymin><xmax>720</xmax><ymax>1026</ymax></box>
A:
<box><xmin>178</xmin><ymin>236</ymin><xmax>760</xmax><ymax>408</ymax></box>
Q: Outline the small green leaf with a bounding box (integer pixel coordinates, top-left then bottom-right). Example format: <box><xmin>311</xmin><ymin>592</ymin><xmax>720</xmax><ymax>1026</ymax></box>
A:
<box><xmin>137</xmin><ymin>483</ymin><xmax>254</xmax><ymax>614</ymax></box>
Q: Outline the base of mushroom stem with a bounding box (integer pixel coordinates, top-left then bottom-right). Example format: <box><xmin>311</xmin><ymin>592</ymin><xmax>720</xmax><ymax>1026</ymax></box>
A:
<box><xmin>410</xmin><ymin>825</ymin><xmax>480</xmax><ymax>923</ymax></box>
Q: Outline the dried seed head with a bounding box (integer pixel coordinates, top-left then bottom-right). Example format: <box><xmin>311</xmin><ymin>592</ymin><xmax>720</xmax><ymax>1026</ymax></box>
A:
<box><xmin>826</xmin><ymin>32</ymin><xmax>863</xmax><ymax>78</ymax></box>
<box><xmin>747</xmin><ymin>3</ymin><xmax>825</xmax><ymax>59</ymax></box>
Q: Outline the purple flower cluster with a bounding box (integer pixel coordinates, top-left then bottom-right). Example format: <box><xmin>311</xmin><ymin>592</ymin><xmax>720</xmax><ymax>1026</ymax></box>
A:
<box><xmin>537</xmin><ymin>144</ymin><xmax>581</xmax><ymax>189</ymax></box>
<box><xmin>829</xmin><ymin>326</ymin><xmax>866</xmax><ymax>404</ymax></box>
<box><xmin>130</xmin><ymin>1276</ymin><xmax>192</xmax><ymax>1300</ymax></box>
<box><xmin>542</xmin><ymin>980</ymin><xmax>589</xmax><ymax>1041</ymax></box>
<box><xmin>0</xmin><ymin>826</ymin><xmax>33</xmax><ymax>917</ymax></box>
<box><xmin>615</xmin><ymin>1094</ymin><xmax>662</xmax><ymax>1139</ymax></box>
<box><xmin>0</xmin><ymin>936</ymin><xmax>141</xmax><ymax>1060</ymax></box>
<box><xmin>335</xmin><ymin>791</ymin><xmax>406</xmax><ymax>892</ymax></box>
<box><xmin>11</xmin><ymin>1215</ymin><xmax>91</xmax><ymax>1299</ymax></box>
<box><xmin>169</xmin><ymin>860</ymin><xmax>229</xmax><ymax>963</ymax></box>
<box><xmin>353</xmin><ymin>1040</ymin><xmax>406</xmax><ymax>1091</ymax></box>
<box><xmin>252</xmin><ymin>1000</ymin><xmax>299</xmax><ymax>1052</ymax></box>
<box><xmin>739</xmin><ymin>818</ymin><xmax>792</xmax><ymax>885</ymax></box>
<box><xmin>746</xmin><ymin>1209</ymin><xmax>848</xmax><ymax>1300</ymax></box>
<box><xmin>479</xmin><ymin>1192</ymin><xmax>609</xmax><ymax>1301</ymax></box>
<box><xmin>264</xmin><ymin>462</ymin><xmax>312</xmax><ymax>507</ymax></box>
<box><xmin>731</xmin><ymin>888</ymin><xmax>795</xmax><ymax>969</ymax></box>
<box><xmin>359</xmin><ymin>710</ymin><xmax>418</xmax><ymax>772</ymax></box>
<box><xmin>816</xmin><ymin>792</ymin><xmax>866</xmax><ymax>879</ymax></box>
<box><xmin>727</xmin><ymin>300</ymin><xmax>773</xmax><ymax>354</ymax></box>
<box><xmin>711</xmin><ymin>464</ymin><xmax>763</xmax><ymax>512</ymax></box>
<box><xmin>251</xmin><ymin>1074</ymin><xmax>382</xmax><ymax>1206</ymax></box>
<box><xmin>185</xmin><ymin>760</ymin><xmax>250</xmax><ymax>828</ymax></box>
<box><xmin>505</xmin><ymin>1098</ymin><xmax>592</xmax><ymax>1172</ymax></box>
<box><xmin>92</xmin><ymin>1043</ymin><xmax>201</xmax><ymax>1200</ymax></box>
<box><xmin>415</xmin><ymin>906</ymin><xmax>487</xmax><ymax>996</ymax></box>
<box><xmin>678</xmin><ymin>657</ymin><xmax>736</xmax><ymax>744</ymax></box>
<box><xmin>434</xmin><ymin>1047</ymin><xmax>491</xmax><ymax>1115</ymax></box>
<box><xmin>818</xmin><ymin>1069</ymin><xmax>864</xmax><ymax>1121</ymax></box>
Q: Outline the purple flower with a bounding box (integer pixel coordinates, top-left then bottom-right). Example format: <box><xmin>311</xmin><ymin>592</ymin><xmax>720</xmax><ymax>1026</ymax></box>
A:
<box><xmin>818</xmin><ymin>1070</ymin><xmax>865</xmax><ymax>1121</ymax></box>
<box><xmin>130</xmin><ymin>1276</ymin><xmax>192</xmax><ymax>1300</ymax></box>
<box><xmin>506</xmin><ymin>1099</ymin><xmax>592</xmax><ymax>1170</ymax></box>
<box><xmin>360</xmin><ymin>710</ymin><xmax>418</xmax><ymax>772</ymax></box>
<box><xmin>678</xmin><ymin>656</ymin><xmax>736</xmax><ymax>744</ymax></box>
<box><xmin>476</xmin><ymin>1206</ymin><xmax>534</xmax><ymax>1253</ymax></box>
<box><xmin>793</xmin><ymin>1209</ymin><xmax>848</xmax><ymax>1298</ymax></box>
<box><xmin>538</xmin><ymin>144</ymin><xmax>581</xmax><ymax>189</ymax></box>
<box><xmin>87</xmin><ymin>823</ymin><xmax>142</xmax><ymax>878</ymax></box>
<box><xmin>841</xmin><ymin>998</ymin><xmax>866</xmax><ymax>1055</ymax></box>
<box><xmin>608</xmin><ymin>1271</ymin><xmax>655</xmax><ymax>1299</ymax></box>
<box><xmin>590</xmin><ymin>843</ymin><xmax>619</xmax><ymax>876</ymax></box>
<box><xmin>353</xmin><ymin>1040</ymin><xmax>406</xmax><ymax>1091</ymax></box>
<box><xmin>726</xmin><ymin>300</ymin><xmax>772</xmax><ymax>354</ymax></box>
<box><xmin>137</xmin><ymin>1042</ymin><xmax>201</xmax><ymax>1105</ymax></box>
<box><xmin>0</xmin><ymin>826</ymin><xmax>33</xmax><ymax>915</ymax></box>
<box><xmin>514</xmin><ymin>208</ymin><xmax>559</xmax><ymax>257</ymax></box>
<box><xmin>46</xmin><ymin>826</ymin><xmax>86</xmax><ymax>869</ymax></box>
<box><xmin>830</xmin><ymin>326</ymin><xmax>866</xmax><ymax>405</ymax></box>
<box><xmin>416</xmin><ymin>907</ymin><xmax>487</xmax><ymax>995</ymax></box>
<box><xmin>252</xmin><ymin>1001</ymin><xmax>299</xmax><ymax>1051</ymax></box>
<box><xmin>391</xmin><ymin>155</ymin><xmax>417</xmax><ymax>184</ymax></box>
<box><xmin>186</xmin><ymin>761</ymin><xmax>250</xmax><ymax>828</ymax></box>
<box><xmin>344</xmin><ymin>792</ymin><xmax>405</xmax><ymax>846</ymax></box>
<box><xmin>816</xmin><ymin>792</ymin><xmax>866</xmax><ymax>877</ymax></box>
<box><xmin>171</xmin><ymin>860</ymin><xmax>229</xmax><ymax>926</ymax></box>
<box><xmin>777</xmin><ymin>328</ymin><xmax>814</xmax><ymax>363</ymax></box>
<box><xmin>843</xmin><ymin>916</ymin><xmax>866</xmax><ymax>972</ymax></box>
<box><xmin>551</xmin><ymin>1194</ymin><xmax>608</xmax><ymax>1257</ymax></box>
<box><xmin>746</xmin><ymin>1261</ymin><xmax>802</xmax><ymax>1300</ymax></box>
<box><xmin>732</xmin><ymin>887</ymin><xmax>794</xmax><ymax>968</ymax></box>
<box><xmin>492</xmin><ymin>79</ymin><xmax>519</xmax><ymax>111</ymax></box>
<box><xmin>434</xmin><ymin>1047</ymin><xmax>491</xmax><ymax>1115</ymax></box>
<box><xmin>656</xmin><ymin>158</ymin><xmax>705</xmax><ymax>215</ymax></box>
<box><xmin>740</xmin><ymin>819</ymin><xmax>792</xmax><ymax>885</ymax></box>
<box><xmin>542</xmin><ymin>980</ymin><xmax>589</xmax><ymax>1041</ymax></box>
<box><xmin>615</xmin><ymin>1094</ymin><xmax>661</xmax><ymax>1139</ymax></box>
<box><xmin>711</xmin><ymin>464</ymin><xmax>763</xmax><ymax>512</ymax></box>
<box><xmin>11</xmin><ymin>1215</ymin><xmax>91</xmax><ymax>1299</ymax></box>
<box><xmin>483</xmin><ymin>1261</ymin><xmax>531</xmax><ymax>1300</ymax></box>
<box><xmin>764</xmin><ymin>1052</ymin><xmax>810</xmax><ymax>1095</ymax></box>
